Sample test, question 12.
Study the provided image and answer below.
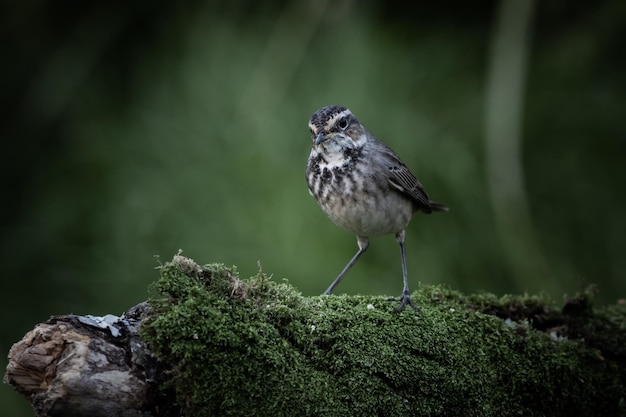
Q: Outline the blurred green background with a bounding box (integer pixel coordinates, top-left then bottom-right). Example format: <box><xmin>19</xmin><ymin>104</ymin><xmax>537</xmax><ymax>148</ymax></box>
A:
<box><xmin>2</xmin><ymin>0</ymin><xmax>625</xmax><ymax>415</ymax></box>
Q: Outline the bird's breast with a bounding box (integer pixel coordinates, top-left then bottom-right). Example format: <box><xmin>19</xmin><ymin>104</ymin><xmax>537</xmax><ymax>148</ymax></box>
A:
<box><xmin>306</xmin><ymin>150</ymin><xmax>414</xmax><ymax>236</ymax></box>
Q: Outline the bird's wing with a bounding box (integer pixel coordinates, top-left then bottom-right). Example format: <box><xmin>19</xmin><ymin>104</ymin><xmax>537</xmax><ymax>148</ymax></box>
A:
<box><xmin>383</xmin><ymin>151</ymin><xmax>433</xmax><ymax>211</ymax></box>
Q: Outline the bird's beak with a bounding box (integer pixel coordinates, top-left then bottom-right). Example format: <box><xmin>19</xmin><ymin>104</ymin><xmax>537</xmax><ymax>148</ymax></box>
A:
<box><xmin>314</xmin><ymin>132</ymin><xmax>328</xmax><ymax>146</ymax></box>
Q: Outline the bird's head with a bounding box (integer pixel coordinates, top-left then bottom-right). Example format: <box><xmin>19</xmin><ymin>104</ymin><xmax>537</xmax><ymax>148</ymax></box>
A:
<box><xmin>308</xmin><ymin>105</ymin><xmax>367</xmax><ymax>153</ymax></box>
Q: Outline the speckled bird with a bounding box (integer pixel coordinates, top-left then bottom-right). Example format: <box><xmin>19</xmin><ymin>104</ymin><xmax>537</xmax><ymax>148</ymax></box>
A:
<box><xmin>306</xmin><ymin>105</ymin><xmax>447</xmax><ymax>312</ymax></box>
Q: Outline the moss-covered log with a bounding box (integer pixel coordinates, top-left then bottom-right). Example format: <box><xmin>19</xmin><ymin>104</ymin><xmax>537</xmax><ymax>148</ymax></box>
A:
<box><xmin>5</xmin><ymin>254</ymin><xmax>626</xmax><ymax>416</ymax></box>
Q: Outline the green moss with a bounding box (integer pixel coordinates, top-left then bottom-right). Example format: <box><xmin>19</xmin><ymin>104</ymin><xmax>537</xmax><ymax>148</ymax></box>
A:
<box><xmin>141</xmin><ymin>255</ymin><xmax>626</xmax><ymax>417</ymax></box>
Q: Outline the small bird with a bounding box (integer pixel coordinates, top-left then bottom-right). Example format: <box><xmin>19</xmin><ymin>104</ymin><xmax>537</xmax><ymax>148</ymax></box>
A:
<box><xmin>306</xmin><ymin>105</ymin><xmax>447</xmax><ymax>312</ymax></box>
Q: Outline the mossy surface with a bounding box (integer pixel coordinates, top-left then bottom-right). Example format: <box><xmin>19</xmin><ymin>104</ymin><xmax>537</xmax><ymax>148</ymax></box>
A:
<box><xmin>140</xmin><ymin>255</ymin><xmax>626</xmax><ymax>417</ymax></box>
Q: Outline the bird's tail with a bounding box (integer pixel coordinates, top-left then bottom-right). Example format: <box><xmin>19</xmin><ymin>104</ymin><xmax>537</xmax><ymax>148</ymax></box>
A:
<box><xmin>428</xmin><ymin>200</ymin><xmax>448</xmax><ymax>213</ymax></box>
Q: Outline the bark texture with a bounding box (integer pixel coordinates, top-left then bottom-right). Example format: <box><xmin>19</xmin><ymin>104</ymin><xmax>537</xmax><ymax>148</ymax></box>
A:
<box><xmin>4</xmin><ymin>303</ymin><xmax>159</xmax><ymax>417</ymax></box>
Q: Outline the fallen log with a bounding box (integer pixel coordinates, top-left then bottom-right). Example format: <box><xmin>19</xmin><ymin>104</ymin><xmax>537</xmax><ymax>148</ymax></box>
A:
<box><xmin>5</xmin><ymin>254</ymin><xmax>626</xmax><ymax>416</ymax></box>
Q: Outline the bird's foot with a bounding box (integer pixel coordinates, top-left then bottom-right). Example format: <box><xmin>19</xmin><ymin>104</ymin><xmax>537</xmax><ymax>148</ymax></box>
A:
<box><xmin>387</xmin><ymin>292</ymin><xmax>419</xmax><ymax>313</ymax></box>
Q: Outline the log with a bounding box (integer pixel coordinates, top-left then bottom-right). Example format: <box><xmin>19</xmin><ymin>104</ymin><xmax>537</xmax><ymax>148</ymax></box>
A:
<box><xmin>5</xmin><ymin>254</ymin><xmax>626</xmax><ymax>417</ymax></box>
<box><xmin>4</xmin><ymin>303</ymin><xmax>163</xmax><ymax>417</ymax></box>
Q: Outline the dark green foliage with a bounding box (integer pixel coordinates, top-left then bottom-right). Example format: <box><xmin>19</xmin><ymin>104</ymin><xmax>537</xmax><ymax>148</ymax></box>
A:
<box><xmin>141</xmin><ymin>255</ymin><xmax>626</xmax><ymax>417</ymax></box>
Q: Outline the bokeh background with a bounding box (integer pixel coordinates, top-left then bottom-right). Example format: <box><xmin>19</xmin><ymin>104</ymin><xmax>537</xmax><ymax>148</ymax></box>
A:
<box><xmin>2</xmin><ymin>0</ymin><xmax>625</xmax><ymax>415</ymax></box>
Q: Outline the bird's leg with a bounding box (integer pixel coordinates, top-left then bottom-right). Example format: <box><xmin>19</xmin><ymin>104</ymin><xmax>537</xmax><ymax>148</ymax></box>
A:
<box><xmin>388</xmin><ymin>230</ymin><xmax>418</xmax><ymax>312</ymax></box>
<box><xmin>323</xmin><ymin>236</ymin><xmax>369</xmax><ymax>295</ymax></box>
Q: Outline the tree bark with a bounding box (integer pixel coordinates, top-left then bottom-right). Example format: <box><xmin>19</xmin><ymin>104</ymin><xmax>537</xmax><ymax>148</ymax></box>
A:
<box><xmin>4</xmin><ymin>303</ymin><xmax>162</xmax><ymax>417</ymax></box>
<box><xmin>4</xmin><ymin>255</ymin><xmax>626</xmax><ymax>417</ymax></box>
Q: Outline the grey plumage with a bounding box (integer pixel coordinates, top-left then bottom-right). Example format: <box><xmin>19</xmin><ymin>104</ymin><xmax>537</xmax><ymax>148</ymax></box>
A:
<box><xmin>306</xmin><ymin>105</ymin><xmax>447</xmax><ymax>312</ymax></box>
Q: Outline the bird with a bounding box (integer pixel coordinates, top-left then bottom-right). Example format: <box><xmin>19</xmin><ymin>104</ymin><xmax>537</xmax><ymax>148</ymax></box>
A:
<box><xmin>305</xmin><ymin>105</ymin><xmax>447</xmax><ymax>312</ymax></box>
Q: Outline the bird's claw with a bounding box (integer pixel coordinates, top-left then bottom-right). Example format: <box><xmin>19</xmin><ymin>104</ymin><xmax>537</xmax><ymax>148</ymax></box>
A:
<box><xmin>387</xmin><ymin>293</ymin><xmax>419</xmax><ymax>313</ymax></box>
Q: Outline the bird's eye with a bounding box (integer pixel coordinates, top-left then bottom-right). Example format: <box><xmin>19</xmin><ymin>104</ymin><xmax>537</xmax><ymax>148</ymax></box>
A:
<box><xmin>338</xmin><ymin>118</ymin><xmax>348</xmax><ymax>130</ymax></box>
